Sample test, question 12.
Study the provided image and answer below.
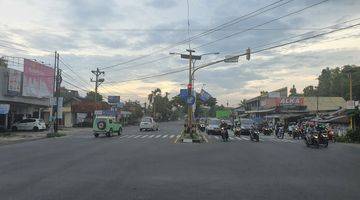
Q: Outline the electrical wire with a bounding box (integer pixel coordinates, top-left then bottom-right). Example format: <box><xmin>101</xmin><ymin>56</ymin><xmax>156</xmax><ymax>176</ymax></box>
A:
<box><xmin>194</xmin><ymin>0</ymin><xmax>329</xmax><ymax>50</ymax></box>
<box><xmin>58</xmin><ymin>56</ymin><xmax>92</xmax><ymax>88</ymax></box>
<box><xmin>100</xmin><ymin>0</ymin><xmax>293</xmax><ymax>70</ymax></box>
<box><xmin>103</xmin><ymin>21</ymin><xmax>360</xmax><ymax>85</ymax></box>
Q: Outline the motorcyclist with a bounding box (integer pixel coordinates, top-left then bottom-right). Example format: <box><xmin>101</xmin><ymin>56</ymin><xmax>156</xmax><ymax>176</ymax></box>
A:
<box><xmin>220</xmin><ymin>120</ymin><xmax>229</xmax><ymax>141</ymax></box>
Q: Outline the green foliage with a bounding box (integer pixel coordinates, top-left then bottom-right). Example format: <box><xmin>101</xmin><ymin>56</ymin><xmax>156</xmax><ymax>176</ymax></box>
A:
<box><xmin>123</xmin><ymin>100</ymin><xmax>143</xmax><ymax>124</ymax></box>
<box><xmin>303</xmin><ymin>85</ymin><xmax>317</xmax><ymax>96</ymax></box>
<box><xmin>289</xmin><ymin>85</ymin><xmax>300</xmax><ymax>97</ymax></box>
<box><xmin>47</xmin><ymin>133</ymin><xmax>66</xmax><ymax>138</ymax></box>
<box><xmin>303</xmin><ymin>65</ymin><xmax>360</xmax><ymax>100</ymax></box>
<box><xmin>85</xmin><ymin>91</ymin><xmax>103</xmax><ymax>101</ymax></box>
<box><xmin>0</xmin><ymin>58</ymin><xmax>8</xmax><ymax>68</ymax></box>
<box><xmin>335</xmin><ymin>129</ymin><xmax>360</xmax><ymax>143</ymax></box>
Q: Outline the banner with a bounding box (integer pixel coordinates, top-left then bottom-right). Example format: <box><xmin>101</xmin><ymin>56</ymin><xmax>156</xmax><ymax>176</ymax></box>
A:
<box><xmin>199</xmin><ymin>89</ymin><xmax>212</xmax><ymax>102</ymax></box>
<box><xmin>0</xmin><ymin>104</ymin><xmax>10</xmax><ymax>114</ymax></box>
<box><xmin>7</xmin><ymin>68</ymin><xmax>22</xmax><ymax>96</ymax></box>
<box><xmin>108</xmin><ymin>96</ymin><xmax>120</xmax><ymax>103</ymax></box>
<box><xmin>22</xmin><ymin>59</ymin><xmax>54</xmax><ymax>98</ymax></box>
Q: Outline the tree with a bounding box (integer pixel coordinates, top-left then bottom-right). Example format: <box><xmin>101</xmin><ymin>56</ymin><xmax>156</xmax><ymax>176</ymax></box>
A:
<box><xmin>239</xmin><ymin>99</ymin><xmax>247</xmax><ymax>107</ymax></box>
<box><xmin>289</xmin><ymin>85</ymin><xmax>298</xmax><ymax>97</ymax></box>
<box><xmin>303</xmin><ymin>85</ymin><xmax>317</xmax><ymax>97</ymax></box>
<box><xmin>123</xmin><ymin>100</ymin><xmax>143</xmax><ymax>124</ymax></box>
<box><xmin>0</xmin><ymin>58</ymin><xmax>7</xmax><ymax>68</ymax></box>
<box><xmin>85</xmin><ymin>91</ymin><xmax>103</xmax><ymax>102</ymax></box>
<box><xmin>260</xmin><ymin>91</ymin><xmax>268</xmax><ymax>96</ymax></box>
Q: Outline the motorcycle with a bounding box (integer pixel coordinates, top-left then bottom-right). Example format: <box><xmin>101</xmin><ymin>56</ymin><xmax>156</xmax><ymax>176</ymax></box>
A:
<box><xmin>220</xmin><ymin>127</ymin><xmax>229</xmax><ymax>142</ymax></box>
<box><xmin>305</xmin><ymin>131</ymin><xmax>329</xmax><ymax>148</ymax></box>
<box><xmin>233</xmin><ymin>125</ymin><xmax>241</xmax><ymax>137</ymax></box>
<box><xmin>277</xmin><ymin>126</ymin><xmax>285</xmax><ymax>139</ymax></box>
<box><xmin>250</xmin><ymin>128</ymin><xmax>260</xmax><ymax>142</ymax></box>
<box><xmin>262</xmin><ymin>127</ymin><xmax>272</xmax><ymax>136</ymax></box>
<box><xmin>292</xmin><ymin>128</ymin><xmax>301</xmax><ymax>139</ymax></box>
<box><xmin>198</xmin><ymin>123</ymin><xmax>206</xmax><ymax>132</ymax></box>
<box><xmin>327</xmin><ymin>129</ymin><xmax>335</xmax><ymax>143</ymax></box>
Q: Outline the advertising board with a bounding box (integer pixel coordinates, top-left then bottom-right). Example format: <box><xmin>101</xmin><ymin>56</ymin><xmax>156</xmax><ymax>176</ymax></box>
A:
<box><xmin>7</xmin><ymin>68</ymin><xmax>22</xmax><ymax>96</ymax></box>
<box><xmin>22</xmin><ymin>59</ymin><xmax>54</xmax><ymax>98</ymax></box>
<box><xmin>108</xmin><ymin>96</ymin><xmax>120</xmax><ymax>104</ymax></box>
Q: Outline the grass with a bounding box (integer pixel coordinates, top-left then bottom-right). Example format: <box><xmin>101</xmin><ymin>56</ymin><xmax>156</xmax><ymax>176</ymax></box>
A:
<box><xmin>178</xmin><ymin>129</ymin><xmax>205</xmax><ymax>143</ymax></box>
<box><xmin>46</xmin><ymin>133</ymin><xmax>66</xmax><ymax>138</ymax></box>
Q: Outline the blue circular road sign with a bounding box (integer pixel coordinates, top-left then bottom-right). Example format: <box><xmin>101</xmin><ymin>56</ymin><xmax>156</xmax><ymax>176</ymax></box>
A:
<box><xmin>186</xmin><ymin>95</ymin><xmax>195</xmax><ymax>105</ymax></box>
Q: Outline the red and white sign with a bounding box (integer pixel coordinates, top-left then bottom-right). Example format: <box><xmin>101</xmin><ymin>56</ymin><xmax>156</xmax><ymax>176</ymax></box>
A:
<box><xmin>22</xmin><ymin>59</ymin><xmax>54</xmax><ymax>98</ymax></box>
<box><xmin>279</xmin><ymin>97</ymin><xmax>304</xmax><ymax>106</ymax></box>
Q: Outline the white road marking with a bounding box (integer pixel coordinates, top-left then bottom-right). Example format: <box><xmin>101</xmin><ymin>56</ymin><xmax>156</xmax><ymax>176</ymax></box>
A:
<box><xmin>169</xmin><ymin>135</ymin><xmax>175</xmax><ymax>138</ymax></box>
<box><xmin>241</xmin><ymin>136</ymin><xmax>250</xmax><ymax>141</ymax></box>
<box><xmin>176</xmin><ymin>135</ymin><xmax>181</xmax><ymax>138</ymax></box>
<box><xmin>155</xmin><ymin>135</ymin><xmax>162</xmax><ymax>138</ymax></box>
<box><xmin>127</xmin><ymin>135</ymin><xmax>135</xmax><ymax>138</ymax></box>
<box><xmin>214</xmin><ymin>136</ymin><xmax>220</xmax><ymax>140</ymax></box>
<box><xmin>134</xmin><ymin>135</ymin><xmax>142</xmax><ymax>138</ymax></box>
<box><xmin>229</xmin><ymin>137</ymin><xmax>234</xmax><ymax>140</ymax></box>
<box><xmin>148</xmin><ymin>135</ymin><xmax>155</xmax><ymax>138</ymax></box>
<box><xmin>162</xmin><ymin>135</ymin><xmax>168</xmax><ymax>138</ymax></box>
<box><xmin>141</xmin><ymin>135</ymin><xmax>148</xmax><ymax>138</ymax></box>
<box><xmin>236</xmin><ymin>137</ymin><xmax>242</xmax><ymax>140</ymax></box>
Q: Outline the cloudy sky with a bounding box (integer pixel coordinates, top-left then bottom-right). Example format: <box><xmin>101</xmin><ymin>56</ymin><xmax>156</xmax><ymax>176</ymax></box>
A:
<box><xmin>1</xmin><ymin>0</ymin><xmax>360</xmax><ymax>106</ymax></box>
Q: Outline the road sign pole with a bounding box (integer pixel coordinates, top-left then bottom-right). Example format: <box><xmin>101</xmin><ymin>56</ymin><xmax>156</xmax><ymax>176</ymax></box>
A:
<box><xmin>187</xmin><ymin>49</ymin><xmax>194</xmax><ymax>135</ymax></box>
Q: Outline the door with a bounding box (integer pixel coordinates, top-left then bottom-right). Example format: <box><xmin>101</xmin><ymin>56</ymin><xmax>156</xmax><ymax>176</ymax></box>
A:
<box><xmin>17</xmin><ymin>119</ymin><xmax>28</xmax><ymax>130</ymax></box>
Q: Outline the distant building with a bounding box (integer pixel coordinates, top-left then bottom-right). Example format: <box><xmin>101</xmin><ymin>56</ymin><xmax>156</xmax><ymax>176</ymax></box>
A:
<box><xmin>0</xmin><ymin>64</ymin><xmax>51</xmax><ymax>130</ymax></box>
<box><xmin>241</xmin><ymin>87</ymin><xmax>347</xmax><ymax>124</ymax></box>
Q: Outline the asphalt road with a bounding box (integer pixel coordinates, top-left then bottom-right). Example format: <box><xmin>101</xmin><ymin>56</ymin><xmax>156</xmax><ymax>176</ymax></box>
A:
<box><xmin>0</xmin><ymin>121</ymin><xmax>359</xmax><ymax>200</ymax></box>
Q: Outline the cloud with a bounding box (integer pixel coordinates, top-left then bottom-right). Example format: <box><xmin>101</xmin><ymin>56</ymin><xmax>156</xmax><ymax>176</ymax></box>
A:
<box><xmin>146</xmin><ymin>0</ymin><xmax>178</xmax><ymax>9</ymax></box>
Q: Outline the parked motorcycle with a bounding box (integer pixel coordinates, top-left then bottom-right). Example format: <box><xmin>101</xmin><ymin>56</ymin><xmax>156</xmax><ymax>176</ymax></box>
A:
<box><xmin>233</xmin><ymin>125</ymin><xmax>241</xmax><ymax>137</ymax></box>
<box><xmin>250</xmin><ymin>128</ymin><xmax>260</xmax><ymax>142</ymax></box>
<box><xmin>277</xmin><ymin>126</ymin><xmax>285</xmax><ymax>139</ymax></box>
<box><xmin>262</xmin><ymin>127</ymin><xmax>272</xmax><ymax>136</ymax></box>
<box><xmin>305</xmin><ymin>131</ymin><xmax>329</xmax><ymax>148</ymax></box>
<box><xmin>220</xmin><ymin>127</ymin><xmax>229</xmax><ymax>142</ymax></box>
<box><xmin>292</xmin><ymin>128</ymin><xmax>301</xmax><ymax>139</ymax></box>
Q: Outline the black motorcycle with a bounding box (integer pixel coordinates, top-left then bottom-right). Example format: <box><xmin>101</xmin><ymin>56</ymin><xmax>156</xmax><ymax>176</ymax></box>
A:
<box><xmin>198</xmin><ymin>123</ymin><xmax>206</xmax><ymax>132</ymax></box>
<box><xmin>305</xmin><ymin>131</ymin><xmax>329</xmax><ymax>148</ymax></box>
<box><xmin>250</xmin><ymin>128</ymin><xmax>260</xmax><ymax>142</ymax></box>
<box><xmin>262</xmin><ymin>127</ymin><xmax>272</xmax><ymax>136</ymax></box>
<box><xmin>292</xmin><ymin>128</ymin><xmax>301</xmax><ymax>139</ymax></box>
<box><xmin>220</xmin><ymin>127</ymin><xmax>229</xmax><ymax>142</ymax></box>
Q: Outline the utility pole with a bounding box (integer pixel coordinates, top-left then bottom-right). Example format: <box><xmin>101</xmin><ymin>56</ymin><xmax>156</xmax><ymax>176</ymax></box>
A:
<box><xmin>90</xmin><ymin>68</ymin><xmax>105</xmax><ymax>104</ymax></box>
<box><xmin>144</xmin><ymin>102</ymin><xmax>147</xmax><ymax>116</ymax></box>
<box><xmin>53</xmin><ymin>52</ymin><xmax>61</xmax><ymax>133</ymax></box>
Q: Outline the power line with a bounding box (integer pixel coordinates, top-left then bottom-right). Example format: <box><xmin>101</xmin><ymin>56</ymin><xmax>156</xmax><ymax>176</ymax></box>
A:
<box><xmin>100</xmin><ymin>0</ymin><xmax>293</xmax><ymax>70</ymax></box>
<box><xmin>105</xmin><ymin>0</ymin><xmax>327</xmax><ymax>76</ymax></box>
<box><xmin>194</xmin><ymin>0</ymin><xmax>329</xmax><ymax>50</ymax></box>
<box><xmin>58</xmin><ymin>56</ymin><xmax>92</xmax><ymax>87</ymax></box>
<box><xmin>103</xmin><ymin>21</ymin><xmax>360</xmax><ymax>85</ymax></box>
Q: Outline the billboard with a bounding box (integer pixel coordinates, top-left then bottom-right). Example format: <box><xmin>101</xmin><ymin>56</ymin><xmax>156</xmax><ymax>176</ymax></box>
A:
<box><xmin>216</xmin><ymin>110</ymin><xmax>231</xmax><ymax>119</ymax></box>
<box><xmin>7</xmin><ymin>68</ymin><xmax>22</xmax><ymax>96</ymax></box>
<box><xmin>108</xmin><ymin>96</ymin><xmax>120</xmax><ymax>104</ymax></box>
<box><xmin>22</xmin><ymin>59</ymin><xmax>54</xmax><ymax>98</ymax></box>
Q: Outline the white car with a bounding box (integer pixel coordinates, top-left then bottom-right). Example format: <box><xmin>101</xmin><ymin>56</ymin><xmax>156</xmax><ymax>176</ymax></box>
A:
<box><xmin>139</xmin><ymin>117</ymin><xmax>159</xmax><ymax>131</ymax></box>
<box><xmin>12</xmin><ymin>118</ymin><xmax>47</xmax><ymax>131</ymax></box>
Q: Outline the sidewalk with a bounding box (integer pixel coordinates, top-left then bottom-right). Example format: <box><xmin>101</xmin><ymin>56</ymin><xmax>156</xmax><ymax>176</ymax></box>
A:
<box><xmin>0</xmin><ymin>127</ymin><xmax>91</xmax><ymax>145</ymax></box>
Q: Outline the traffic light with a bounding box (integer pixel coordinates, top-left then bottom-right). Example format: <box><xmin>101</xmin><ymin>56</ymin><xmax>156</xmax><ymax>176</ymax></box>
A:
<box><xmin>246</xmin><ymin>48</ymin><xmax>251</xmax><ymax>60</ymax></box>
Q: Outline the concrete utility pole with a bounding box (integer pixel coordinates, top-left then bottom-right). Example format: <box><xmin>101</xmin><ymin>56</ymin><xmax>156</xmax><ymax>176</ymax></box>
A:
<box><xmin>90</xmin><ymin>68</ymin><xmax>105</xmax><ymax>103</ymax></box>
<box><xmin>53</xmin><ymin>52</ymin><xmax>61</xmax><ymax>133</ymax></box>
